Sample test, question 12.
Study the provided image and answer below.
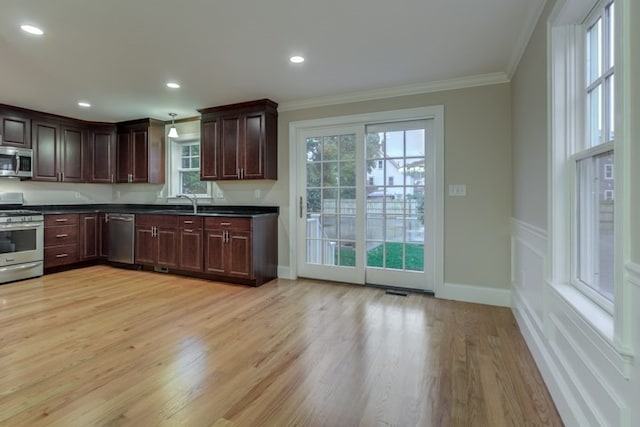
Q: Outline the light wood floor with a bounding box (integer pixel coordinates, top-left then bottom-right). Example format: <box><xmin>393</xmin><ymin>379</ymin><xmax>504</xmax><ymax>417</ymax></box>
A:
<box><xmin>0</xmin><ymin>266</ymin><xmax>562</xmax><ymax>426</ymax></box>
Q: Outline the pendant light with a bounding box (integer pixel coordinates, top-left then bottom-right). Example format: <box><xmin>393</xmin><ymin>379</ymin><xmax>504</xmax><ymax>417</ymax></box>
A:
<box><xmin>168</xmin><ymin>113</ymin><xmax>179</xmax><ymax>138</ymax></box>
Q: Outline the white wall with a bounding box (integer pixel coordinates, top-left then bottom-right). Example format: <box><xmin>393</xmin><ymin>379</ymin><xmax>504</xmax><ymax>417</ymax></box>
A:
<box><xmin>511</xmin><ymin>0</ymin><xmax>640</xmax><ymax>425</ymax></box>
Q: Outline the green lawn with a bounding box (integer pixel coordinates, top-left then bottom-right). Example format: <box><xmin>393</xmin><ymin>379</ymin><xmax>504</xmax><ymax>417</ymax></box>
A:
<box><xmin>337</xmin><ymin>242</ymin><xmax>424</xmax><ymax>271</ymax></box>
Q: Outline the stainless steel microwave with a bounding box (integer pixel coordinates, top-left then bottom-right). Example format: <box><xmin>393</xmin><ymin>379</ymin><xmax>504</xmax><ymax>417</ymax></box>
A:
<box><xmin>0</xmin><ymin>146</ymin><xmax>33</xmax><ymax>178</ymax></box>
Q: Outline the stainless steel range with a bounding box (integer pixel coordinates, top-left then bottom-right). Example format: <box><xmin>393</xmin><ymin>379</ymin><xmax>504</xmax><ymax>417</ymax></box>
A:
<box><xmin>0</xmin><ymin>193</ymin><xmax>44</xmax><ymax>284</ymax></box>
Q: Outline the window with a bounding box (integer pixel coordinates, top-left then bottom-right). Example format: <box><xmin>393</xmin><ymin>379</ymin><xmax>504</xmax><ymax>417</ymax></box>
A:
<box><xmin>574</xmin><ymin>1</ymin><xmax>615</xmax><ymax>306</ymax></box>
<box><xmin>377</xmin><ymin>160</ymin><xmax>383</xmax><ymax>169</ymax></box>
<box><xmin>388</xmin><ymin>176</ymin><xmax>394</xmax><ymax>186</ymax></box>
<box><xmin>168</xmin><ymin>124</ymin><xmax>210</xmax><ymax>197</ymax></box>
<box><xmin>368</xmin><ymin>177</ymin><xmax>374</xmax><ymax>185</ymax></box>
<box><xmin>550</xmin><ymin>0</ymin><xmax>617</xmax><ymax>314</ymax></box>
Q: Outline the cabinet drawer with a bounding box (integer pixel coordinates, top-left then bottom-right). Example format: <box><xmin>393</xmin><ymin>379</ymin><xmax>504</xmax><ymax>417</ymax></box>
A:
<box><xmin>136</xmin><ymin>214</ymin><xmax>178</xmax><ymax>228</ymax></box>
<box><xmin>44</xmin><ymin>225</ymin><xmax>78</xmax><ymax>246</ymax></box>
<box><xmin>204</xmin><ymin>217</ymin><xmax>251</xmax><ymax>231</ymax></box>
<box><xmin>45</xmin><ymin>244</ymin><xmax>78</xmax><ymax>268</ymax></box>
<box><xmin>45</xmin><ymin>214</ymin><xmax>79</xmax><ymax>226</ymax></box>
<box><xmin>178</xmin><ymin>216</ymin><xmax>202</xmax><ymax>229</ymax></box>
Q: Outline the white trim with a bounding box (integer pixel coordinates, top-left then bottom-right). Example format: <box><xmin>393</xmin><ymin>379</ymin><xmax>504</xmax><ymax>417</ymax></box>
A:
<box><xmin>440</xmin><ymin>282</ymin><xmax>511</xmax><ymax>307</ymax></box>
<box><xmin>278</xmin><ymin>73</ymin><xmax>508</xmax><ymax>112</ymax></box>
<box><xmin>277</xmin><ymin>265</ymin><xmax>294</xmax><ymax>280</ymax></box>
<box><xmin>625</xmin><ymin>262</ymin><xmax>640</xmax><ymax>288</ymax></box>
<box><xmin>288</xmin><ymin>106</ymin><xmax>444</xmax><ymax>297</ymax></box>
<box><xmin>507</xmin><ymin>0</ymin><xmax>549</xmax><ymax>78</ymax></box>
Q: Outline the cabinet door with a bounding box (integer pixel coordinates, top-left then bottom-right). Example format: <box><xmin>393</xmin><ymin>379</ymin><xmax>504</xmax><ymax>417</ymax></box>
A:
<box><xmin>241</xmin><ymin>112</ymin><xmax>265</xmax><ymax>179</ymax></box>
<box><xmin>60</xmin><ymin>125</ymin><xmax>84</xmax><ymax>182</ymax></box>
<box><xmin>228</xmin><ymin>231</ymin><xmax>252</xmax><ymax>278</ymax></box>
<box><xmin>89</xmin><ymin>128</ymin><xmax>115</xmax><ymax>183</ymax></box>
<box><xmin>132</xmin><ymin>129</ymin><xmax>148</xmax><ymax>182</ymax></box>
<box><xmin>80</xmin><ymin>214</ymin><xmax>99</xmax><ymax>260</ymax></box>
<box><xmin>135</xmin><ymin>227</ymin><xmax>155</xmax><ymax>265</ymax></box>
<box><xmin>99</xmin><ymin>214</ymin><xmax>109</xmax><ymax>258</ymax></box>
<box><xmin>156</xmin><ymin>228</ymin><xmax>179</xmax><ymax>268</ymax></box>
<box><xmin>179</xmin><ymin>229</ymin><xmax>203</xmax><ymax>272</ymax></box>
<box><xmin>1</xmin><ymin>114</ymin><xmax>31</xmax><ymax>148</ymax></box>
<box><xmin>200</xmin><ymin>120</ymin><xmax>219</xmax><ymax>180</ymax></box>
<box><xmin>220</xmin><ymin>115</ymin><xmax>241</xmax><ymax>179</ymax></box>
<box><xmin>32</xmin><ymin>121</ymin><xmax>59</xmax><ymax>181</ymax></box>
<box><xmin>204</xmin><ymin>230</ymin><xmax>226</xmax><ymax>274</ymax></box>
<box><xmin>116</xmin><ymin>131</ymin><xmax>132</xmax><ymax>182</ymax></box>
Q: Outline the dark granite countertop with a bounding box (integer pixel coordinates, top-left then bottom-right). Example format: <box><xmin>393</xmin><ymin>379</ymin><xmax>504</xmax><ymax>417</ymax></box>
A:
<box><xmin>13</xmin><ymin>204</ymin><xmax>279</xmax><ymax>218</ymax></box>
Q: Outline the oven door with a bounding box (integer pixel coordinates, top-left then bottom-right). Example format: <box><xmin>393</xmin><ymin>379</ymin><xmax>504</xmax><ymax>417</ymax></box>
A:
<box><xmin>0</xmin><ymin>222</ymin><xmax>44</xmax><ymax>267</ymax></box>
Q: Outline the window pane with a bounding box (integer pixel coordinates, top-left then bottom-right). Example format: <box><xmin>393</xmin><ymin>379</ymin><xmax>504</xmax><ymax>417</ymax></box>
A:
<box><xmin>576</xmin><ymin>151</ymin><xmax>614</xmax><ymax>301</ymax></box>
<box><xmin>587</xmin><ymin>18</ymin><xmax>602</xmax><ymax>84</ymax></box>
<box><xmin>181</xmin><ymin>146</ymin><xmax>190</xmax><ymax>156</ymax></box>
<box><xmin>323</xmin><ymin>136</ymin><xmax>339</xmax><ymax>160</ymax></box>
<box><xmin>607</xmin><ymin>75</ymin><xmax>615</xmax><ymax>141</ymax></box>
<box><xmin>180</xmin><ymin>171</ymin><xmax>207</xmax><ymax>195</ymax></box>
<box><xmin>192</xmin><ymin>158</ymin><xmax>200</xmax><ymax>168</ymax></box>
<box><xmin>588</xmin><ymin>85</ymin><xmax>602</xmax><ymax>147</ymax></box>
<box><xmin>339</xmin><ymin>134</ymin><xmax>356</xmax><ymax>160</ymax></box>
<box><xmin>191</xmin><ymin>144</ymin><xmax>200</xmax><ymax>156</ymax></box>
<box><xmin>405</xmin><ymin>129</ymin><xmax>425</xmax><ymax>157</ymax></box>
<box><xmin>608</xmin><ymin>2</ymin><xmax>615</xmax><ymax>68</ymax></box>
<box><xmin>307</xmin><ymin>137</ymin><xmax>322</xmax><ymax>162</ymax></box>
<box><xmin>181</xmin><ymin>158</ymin><xmax>190</xmax><ymax>168</ymax></box>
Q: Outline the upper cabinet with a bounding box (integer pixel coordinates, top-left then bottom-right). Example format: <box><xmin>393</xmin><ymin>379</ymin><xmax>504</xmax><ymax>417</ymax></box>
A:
<box><xmin>116</xmin><ymin>119</ymin><xmax>165</xmax><ymax>184</ymax></box>
<box><xmin>32</xmin><ymin>120</ymin><xmax>84</xmax><ymax>182</ymax></box>
<box><xmin>198</xmin><ymin>99</ymin><xmax>277</xmax><ymax>181</ymax></box>
<box><xmin>0</xmin><ymin>109</ymin><xmax>31</xmax><ymax>148</ymax></box>
<box><xmin>87</xmin><ymin>124</ymin><xmax>117</xmax><ymax>183</ymax></box>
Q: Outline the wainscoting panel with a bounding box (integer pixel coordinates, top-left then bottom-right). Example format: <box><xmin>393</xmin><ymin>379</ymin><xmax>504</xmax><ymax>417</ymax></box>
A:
<box><xmin>511</xmin><ymin>219</ymin><xmax>635</xmax><ymax>427</ymax></box>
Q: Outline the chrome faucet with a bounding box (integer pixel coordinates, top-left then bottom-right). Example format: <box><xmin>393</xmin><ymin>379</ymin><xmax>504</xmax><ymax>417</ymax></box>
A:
<box><xmin>177</xmin><ymin>193</ymin><xmax>198</xmax><ymax>214</ymax></box>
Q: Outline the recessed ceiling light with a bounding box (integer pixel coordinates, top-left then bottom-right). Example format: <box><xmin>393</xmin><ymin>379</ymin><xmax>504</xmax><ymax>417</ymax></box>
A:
<box><xmin>290</xmin><ymin>56</ymin><xmax>305</xmax><ymax>64</ymax></box>
<box><xmin>166</xmin><ymin>82</ymin><xmax>181</xmax><ymax>89</ymax></box>
<box><xmin>20</xmin><ymin>24</ymin><xmax>44</xmax><ymax>35</ymax></box>
<box><xmin>78</xmin><ymin>101</ymin><xmax>91</xmax><ymax>108</ymax></box>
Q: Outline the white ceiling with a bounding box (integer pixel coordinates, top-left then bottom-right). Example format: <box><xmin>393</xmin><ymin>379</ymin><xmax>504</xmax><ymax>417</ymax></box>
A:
<box><xmin>0</xmin><ymin>0</ymin><xmax>545</xmax><ymax>123</ymax></box>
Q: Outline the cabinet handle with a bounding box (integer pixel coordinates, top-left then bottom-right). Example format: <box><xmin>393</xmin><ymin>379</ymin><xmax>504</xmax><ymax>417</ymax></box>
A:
<box><xmin>183</xmin><ymin>220</ymin><xmax>193</xmax><ymax>224</ymax></box>
<box><xmin>184</xmin><ymin>229</ymin><xmax>193</xmax><ymax>233</ymax></box>
<box><xmin>55</xmin><ymin>218</ymin><xmax>69</xmax><ymax>222</ymax></box>
<box><xmin>55</xmin><ymin>253</ymin><xmax>69</xmax><ymax>258</ymax></box>
<box><xmin>111</xmin><ymin>174</ymin><xmax>114</xmax><ymax>183</ymax></box>
<box><xmin>55</xmin><ymin>234</ymin><xmax>68</xmax><ymax>238</ymax></box>
<box><xmin>220</xmin><ymin>222</ymin><xmax>231</xmax><ymax>226</ymax></box>
<box><xmin>225</xmin><ymin>230</ymin><xmax>229</xmax><ymax>243</ymax></box>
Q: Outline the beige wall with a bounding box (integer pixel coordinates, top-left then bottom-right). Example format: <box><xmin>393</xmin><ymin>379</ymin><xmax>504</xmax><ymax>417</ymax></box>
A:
<box><xmin>265</xmin><ymin>83</ymin><xmax>513</xmax><ymax>289</ymax></box>
<box><xmin>511</xmin><ymin>0</ymin><xmax>554</xmax><ymax>230</ymax></box>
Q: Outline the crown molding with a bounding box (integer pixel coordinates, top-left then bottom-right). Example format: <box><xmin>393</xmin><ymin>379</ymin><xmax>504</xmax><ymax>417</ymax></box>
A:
<box><xmin>278</xmin><ymin>72</ymin><xmax>510</xmax><ymax>112</ymax></box>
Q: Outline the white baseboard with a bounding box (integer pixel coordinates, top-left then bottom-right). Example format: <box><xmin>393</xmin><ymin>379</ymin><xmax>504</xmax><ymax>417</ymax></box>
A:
<box><xmin>277</xmin><ymin>265</ymin><xmax>294</xmax><ymax>280</ymax></box>
<box><xmin>439</xmin><ymin>282</ymin><xmax>511</xmax><ymax>307</ymax></box>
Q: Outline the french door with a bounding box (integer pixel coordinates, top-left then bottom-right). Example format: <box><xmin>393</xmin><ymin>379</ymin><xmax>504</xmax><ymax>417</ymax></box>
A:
<box><xmin>295</xmin><ymin>112</ymin><xmax>440</xmax><ymax>292</ymax></box>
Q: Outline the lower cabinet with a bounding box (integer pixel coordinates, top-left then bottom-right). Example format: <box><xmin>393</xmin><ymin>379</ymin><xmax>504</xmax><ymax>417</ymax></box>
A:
<box><xmin>79</xmin><ymin>213</ymin><xmax>100</xmax><ymax>260</ymax></box>
<box><xmin>204</xmin><ymin>214</ymin><xmax>277</xmax><ymax>285</ymax></box>
<box><xmin>178</xmin><ymin>216</ymin><xmax>203</xmax><ymax>272</ymax></box>
<box><xmin>44</xmin><ymin>214</ymin><xmax>79</xmax><ymax>268</ymax></box>
<box><xmin>135</xmin><ymin>215</ymin><xmax>179</xmax><ymax>268</ymax></box>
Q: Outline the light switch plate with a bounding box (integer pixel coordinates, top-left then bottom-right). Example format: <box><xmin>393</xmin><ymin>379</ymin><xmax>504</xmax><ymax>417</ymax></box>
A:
<box><xmin>448</xmin><ymin>184</ymin><xmax>467</xmax><ymax>197</ymax></box>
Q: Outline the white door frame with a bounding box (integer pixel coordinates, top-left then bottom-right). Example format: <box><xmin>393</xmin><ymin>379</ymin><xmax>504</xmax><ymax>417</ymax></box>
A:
<box><xmin>288</xmin><ymin>106</ymin><xmax>445</xmax><ymax>296</ymax></box>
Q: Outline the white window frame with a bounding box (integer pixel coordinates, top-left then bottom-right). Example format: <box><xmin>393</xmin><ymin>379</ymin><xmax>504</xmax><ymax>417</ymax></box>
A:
<box><xmin>604</xmin><ymin>163</ymin><xmax>614</xmax><ymax>179</ymax></box>
<box><xmin>549</xmin><ymin>0</ymin><xmax>632</xmax><ymax>355</ymax></box>
<box><xmin>167</xmin><ymin>127</ymin><xmax>211</xmax><ymax>199</ymax></box>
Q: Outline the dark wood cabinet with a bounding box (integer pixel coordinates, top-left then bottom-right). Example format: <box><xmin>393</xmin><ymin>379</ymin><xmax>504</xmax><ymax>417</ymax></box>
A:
<box><xmin>199</xmin><ymin>99</ymin><xmax>277</xmax><ymax>181</ymax></box>
<box><xmin>99</xmin><ymin>213</ymin><xmax>109</xmax><ymax>258</ymax></box>
<box><xmin>204</xmin><ymin>214</ymin><xmax>277</xmax><ymax>285</ymax></box>
<box><xmin>178</xmin><ymin>216</ymin><xmax>203</xmax><ymax>272</ymax></box>
<box><xmin>87</xmin><ymin>125</ymin><xmax>117</xmax><ymax>183</ymax></box>
<box><xmin>135</xmin><ymin>215</ymin><xmax>179</xmax><ymax>268</ymax></box>
<box><xmin>32</xmin><ymin>121</ymin><xmax>84</xmax><ymax>182</ymax></box>
<box><xmin>116</xmin><ymin>119</ymin><xmax>165</xmax><ymax>184</ymax></box>
<box><xmin>0</xmin><ymin>110</ymin><xmax>31</xmax><ymax>148</ymax></box>
<box><xmin>44</xmin><ymin>214</ymin><xmax>79</xmax><ymax>268</ymax></box>
<box><xmin>79</xmin><ymin>213</ymin><xmax>100</xmax><ymax>260</ymax></box>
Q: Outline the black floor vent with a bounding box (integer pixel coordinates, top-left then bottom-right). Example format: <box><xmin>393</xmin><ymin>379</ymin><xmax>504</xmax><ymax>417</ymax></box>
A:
<box><xmin>385</xmin><ymin>289</ymin><xmax>408</xmax><ymax>297</ymax></box>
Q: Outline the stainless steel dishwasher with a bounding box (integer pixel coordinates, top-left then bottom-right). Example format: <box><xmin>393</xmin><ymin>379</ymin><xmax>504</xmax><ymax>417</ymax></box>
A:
<box><xmin>107</xmin><ymin>213</ymin><xmax>135</xmax><ymax>264</ymax></box>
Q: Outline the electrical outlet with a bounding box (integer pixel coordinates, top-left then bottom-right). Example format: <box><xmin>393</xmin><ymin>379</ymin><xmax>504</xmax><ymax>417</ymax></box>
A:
<box><xmin>448</xmin><ymin>184</ymin><xmax>467</xmax><ymax>197</ymax></box>
<box><xmin>74</xmin><ymin>192</ymin><xmax>81</xmax><ymax>199</ymax></box>
<box><xmin>216</xmin><ymin>189</ymin><xmax>224</xmax><ymax>199</ymax></box>
<box><xmin>254</xmin><ymin>189</ymin><xmax>261</xmax><ymax>199</ymax></box>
